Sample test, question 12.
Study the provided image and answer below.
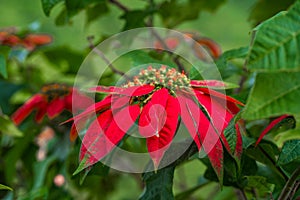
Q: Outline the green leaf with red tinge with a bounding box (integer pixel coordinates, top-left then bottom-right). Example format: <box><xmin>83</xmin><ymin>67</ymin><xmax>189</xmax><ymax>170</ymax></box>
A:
<box><xmin>255</xmin><ymin>115</ymin><xmax>289</xmax><ymax>146</ymax></box>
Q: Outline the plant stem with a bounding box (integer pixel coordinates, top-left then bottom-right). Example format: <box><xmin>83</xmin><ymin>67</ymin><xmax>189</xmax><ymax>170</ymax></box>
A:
<box><xmin>109</xmin><ymin>0</ymin><xmax>129</xmax><ymax>12</ymax></box>
<box><xmin>87</xmin><ymin>36</ymin><xmax>129</xmax><ymax>79</ymax></box>
<box><xmin>278</xmin><ymin>166</ymin><xmax>300</xmax><ymax>200</ymax></box>
<box><xmin>234</xmin><ymin>30</ymin><xmax>256</xmax><ymax>94</ymax></box>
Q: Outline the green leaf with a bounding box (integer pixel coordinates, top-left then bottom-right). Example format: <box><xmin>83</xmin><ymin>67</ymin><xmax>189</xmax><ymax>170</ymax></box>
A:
<box><xmin>55</xmin><ymin>8</ymin><xmax>70</xmax><ymax>26</ymax></box>
<box><xmin>0</xmin><ymin>115</ymin><xmax>23</xmax><ymax>137</ymax></box>
<box><xmin>174</xmin><ymin>176</ymin><xmax>209</xmax><ymax>200</ymax></box>
<box><xmin>242</xmin><ymin>72</ymin><xmax>300</xmax><ymax>120</ymax></box>
<box><xmin>277</xmin><ymin>139</ymin><xmax>300</xmax><ymax>165</ymax></box>
<box><xmin>42</xmin><ymin>46</ymin><xmax>85</xmax><ymax>73</ymax></box>
<box><xmin>139</xmin><ymin>165</ymin><xmax>175</xmax><ymax>200</ymax></box>
<box><xmin>0</xmin><ymin>54</ymin><xmax>7</xmax><ymax>79</ymax></box>
<box><xmin>247</xmin><ymin>0</ymin><xmax>300</xmax><ymax>72</ymax></box>
<box><xmin>248</xmin><ymin>0</ymin><xmax>295</xmax><ymax>26</ymax></box>
<box><xmin>158</xmin><ymin>0</ymin><xmax>227</xmax><ymax>28</ymax></box>
<box><xmin>86</xmin><ymin>2</ymin><xmax>109</xmax><ymax>24</ymax></box>
<box><xmin>121</xmin><ymin>10</ymin><xmax>149</xmax><ymax>30</ymax></box>
<box><xmin>32</xmin><ymin>156</ymin><xmax>57</xmax><ymax>189</ymax></box>
<box><xmin>4</xmin><ymin>128</ymin><xmax>36</xmax><ymax>185</ymax></box>
<box><xmin>215</xmin><ymin>46</ymin><xmax>248</xmax><ymax>78</ymax></box>
<box><xmin>65</xmin><ymin>0</ymin><xmax>103</xmax><ymax>16</ymax></box>
<box><xmin>19</xmin><ymin>187</ymin><xmax>48</xmax><ymax>199</ymax></box>
<box><xmin>41</xmin><ymin>0</ymin><xmax>63</xmax><ymax>16</ymax></box>
<box><xmin>127</xmin><ymin>50</ymin><xmax>177</xmax><ymax>69</ymax></box>
<box><xmin>275</xmin><ymin>128</ymin><xmax>300</xmax><ymax>147</ymax></box>
<box><xmin>0</xmin><ymin>184</ymin><xmax>12</xmax><ymax>191</ymax></box>
<box><xmin>245</xmin><ymin>176</ymin><xmax>274</xmax><ymax>196</ymax></box>
<box><xmin>245</xmin><ymin>141</ymin><xmax>283</xmax><ymax>178</ymax></box>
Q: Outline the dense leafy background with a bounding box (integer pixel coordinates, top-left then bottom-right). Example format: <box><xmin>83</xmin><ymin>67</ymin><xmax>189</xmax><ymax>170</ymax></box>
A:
<box><xmin>0</xmin><ymin>0</ymin><xmax>300</xmax><ymax>199</ymax></box>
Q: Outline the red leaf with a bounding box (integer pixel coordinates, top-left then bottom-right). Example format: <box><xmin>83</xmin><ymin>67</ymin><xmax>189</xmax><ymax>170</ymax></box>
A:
<box><xmin>23</xmin><ymin>34</ymin><xmax>52</xmax><ymax>45</ymax></box>
<box><xmin>80</xmin><ymin>109</ymin><xmax>113</xmax><ymax>164</ymax></box>
<box><xmin>47</xmin><ymin>98</ymin><xmax>65</xmax><ymax>118</ymax></box>
<box><xmin>235</xmin><ymin>123</ymin><xmax>243</xmax><ymax>159</ymax></box>
<box><xmin>63</xmin><ymin>95</ymin><xmax>112</xmax><ymax>124</ymax></box>
<box><xmin>139</xmin><ymin>88</ymin><xmax>169</xmax><ymax>137</ymax></box>
<box><xmin>12</xmin><ymin>94</ymin><xmax>46</xmax><ymax>125</ymax></box>
<box><xmin>226</xmin><ymin>101</ymin><xmax>240</xmax><ymax>115</ymax></box>
<box><xmin>111</xmin><ymin>95</ymin><xmax>131</xmax><ymax>110</ymax></box>
<box><xmin>190</xmin><ymin>80</ymin><xmax>226</xmax><ymax>88</ymax></box>
<box><xmin>89</xmin><ymin>86</ymin><xmax>118</xmax><ymax>93</ymax></box>
<box><xmin>195</xmin><ymin>90</ymin><xmax>232</xmax><ymax>152</ymax></box>
<box><xmin>177</xmin><ymin>92</ymin><xmax>223</xmax><ymax>181</ymax></box>
<box><xmin>22</xmin><ymin>34</ymin><xmax>52</xmax><ymax>50</ymax></box>
<box><xmin>65</xmin><ymin>89</ymin><xmax>93</xmax><ymax>112</ymax></box>
<box><xmin>195</xmin><ymin>37</ymin><xmax>222</xmax><ymax>59</ymax></box>
<box><xmin>146</xmin><ymin>94</ymin><xmax>180</xmax><ymax>169</ymax></box>
<box><xmin>69</xmin><ymin>116</ymin><xmax>88</xmax><ymax>142</ymax></box>
<box><xmin>255</xmin><ymin>114</ymin><xmax>289</xmax><ymax>146</ymax></box>
<box><xmin>177</xmin><ymin>92</ymin><xmax>202</xmax><ymax>149</ymax></box>
<box><xmin>90</xmin><ymin>85</ymin><xmax>154</xmax><ymax>96</ymax></box>
<box><xmin>35</xmin><ymin>102</ymin><xmax>48</xmax><ymax>123</ymax></box>
<box><xmin>195</xmin><ymin>87</ymin><xmax>244</xmax><ymax>106</ymax></box>
<box><xmin>79</xmin><ymin>104</ymin><xmax>140</xmax><ymax>169</ymax></box>
<box><xmin>196</xmin><ymin>105</ymin><xmax>224</xmax><ymax>181</ymax></box>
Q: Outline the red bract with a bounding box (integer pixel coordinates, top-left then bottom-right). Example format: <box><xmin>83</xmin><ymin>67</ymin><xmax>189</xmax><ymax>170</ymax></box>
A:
<box><xmin>154</xmin><ymin>32</ymin><xmax>222</xmax><ymax>60</ymax></box>
<box><xmin>12</xmin><ymin>84</ymin><xmax>93</xmax><ymax>140</ymax></box>
<box><xmin>0</xmin><ymin>31</ymin><xmax>52</xmax><ymax>51</ymax></box>
<box><xmin>70</xmin><ymin>65</ymin><xmax>243</xmax><ymax>180</ymax></box>
<box><xmin>255</xmin><ymin>114</ymin><xmax>289</xmax><ymax>146</ymax></box>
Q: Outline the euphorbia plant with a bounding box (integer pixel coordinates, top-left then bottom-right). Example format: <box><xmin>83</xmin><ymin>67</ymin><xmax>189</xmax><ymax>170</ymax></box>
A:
<box><xmin>68</xmin><ymin>65</ymin><xmax>244</xmax><ymax>182</ymax></box>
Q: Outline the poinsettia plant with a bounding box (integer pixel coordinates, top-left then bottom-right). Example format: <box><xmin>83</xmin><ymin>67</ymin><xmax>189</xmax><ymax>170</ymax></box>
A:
<box><xmin>67</xmin><ymin>65</ymin><xmax>243</xmax><ymax>182</ymax></box>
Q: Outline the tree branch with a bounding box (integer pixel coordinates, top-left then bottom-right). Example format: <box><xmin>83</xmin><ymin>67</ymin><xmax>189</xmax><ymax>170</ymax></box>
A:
<box><xmin>87</xmin><ymin>36</ymin><xmax>129</xmax><ymax>79</ymax></box>
<box><xmin>109</xmin><ymin>0</ymin><xmax>129</xmax><ymax>12</ymax></box>
<box><xmin>278</xmin><ymin>166</ymin><xmax>300</xmax><ymax>200</ymax></box>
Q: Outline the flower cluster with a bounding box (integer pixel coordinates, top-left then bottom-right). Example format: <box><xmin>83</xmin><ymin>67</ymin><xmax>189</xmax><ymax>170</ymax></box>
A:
<box><xmin>70</xmin><ymin>65</ymin><xmax>243</xmax><ymax>180</ymax></box>
<box><xmin>125</xmin><ymin>65</ymin><xmax>190</xmax><ymax>91</ymax></box>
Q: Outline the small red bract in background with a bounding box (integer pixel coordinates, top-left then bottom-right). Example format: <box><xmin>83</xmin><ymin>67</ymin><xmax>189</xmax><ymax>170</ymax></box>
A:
<box><xmin>0</xmin><ymin>30</ymin><xmax>52</xmax><ymax>51</ymax></box>
<box><xmin>12</xmin><ymin>84</ymin><xmax>93</xmax><ymax>139</ymax></box>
